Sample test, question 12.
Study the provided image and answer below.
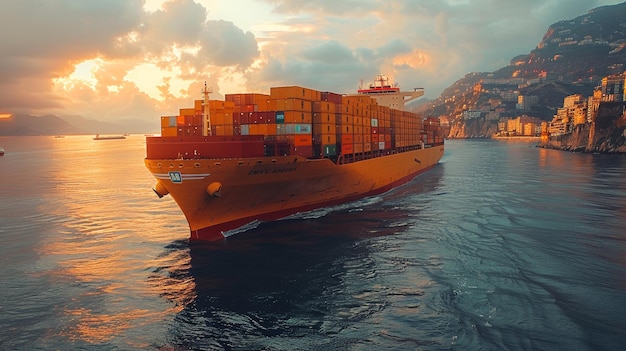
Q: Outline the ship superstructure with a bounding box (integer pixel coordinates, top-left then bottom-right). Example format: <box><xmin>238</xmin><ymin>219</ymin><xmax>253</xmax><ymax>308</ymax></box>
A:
<box><xmin>356</xmin><ymin>74</ymin><xmax>424</xmax><ymax>111</ymax></box>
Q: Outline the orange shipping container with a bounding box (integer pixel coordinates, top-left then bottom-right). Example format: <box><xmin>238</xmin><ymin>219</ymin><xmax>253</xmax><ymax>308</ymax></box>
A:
<box><xmin>161</xmin><ymin>116</ymin><xmax>176</xmax><ymax>128</ymax></box>
<box><xmin>313</xmin><ymin>123</ymin><xmax>336</xmax><ymax>135</ymax></box>
<box><xmin>255</xmin><ymin>99</ymin><xmax>269</xmax><ymax>111</ymax></box>
<box><xmin>284</xmin><ymin>111</ymin><xmax>312</xmax><ymax>124</ymax></box>
<box><xmin>354</xmin><ymin>143</ymin><xmax>364</xmax><ymax>153</ymax></box>
<box><xmin>339</xmin><ymin>125</ymin><xmax>353</xmax><ymax>134</ymax></box>
<box><xmin>180</xmin><ymin>108</ymin><xmax>195</xmax><ymax>116</ymax></box>
<box><xmin>270</xmin><ymin>86</ymin><xmax>318</xmax><ymax>101</ymax></box>
<box><xmin>337</xmin><ymin>114</ymin><xmax>353</xmax><ymax>125</ymax></box>
<box><xmin>249</xmin><ymin>124</ymin><xmax>268</xmax><ymax>135</ymax></box>
<box><xmin>343</xmin><ymin>104</ymin><xmax>354</xmax><ymax>115</ymax></box>
<box><xmin>271</xmin><ymin>99</ymin><xmax>284</xmax><ymax>110</ymax></box>
<box><xmin>314</xmin><ymin>134</ymin><xmax>337</xmax><ymax>145</ymax></box>
<box><xmin>161</xmin><ymin>126</ymin><xmax>177</xmax><ymax>137</ymax></box>
<box><xmin>341</xmin><ymin>134</ymin><xmax>353</xmax><ymax>144</ymax></box>
<box><xmin>293</xmin><ymin>134</ymin><xmax>313</xmax><ymax>146</ymax></box>
<box><xmin>281</xmin><ymin>98</ymin><xmax>312</xmax><ymax>112</ymax></box>
<box><xmin>213</xmin><ymin>124</ymin><xmax>234</xmax><ymax>136</ymax></box>
<box><xmin>341</xmin><ymin>143</ymin><xmax>354</xmax><ymax>155</ymax></box>
<box><xmin>312</xmin><ymin>112</ymin><xmax>335</xmax><ymax>124</ymax></box>
<box><xmin>211</xmin><ymin>113</ymin><xmax>225</xmax><ymax>126</ymax></box>
<box><xmin>266</xmin><ymin>124</ymin><xmax>278</xmax><ymax>135</ymax></box>
<box><xmin>313</xmin><ymin>101</ymin><xmax>336</xmax><ymax>113</ymax></box>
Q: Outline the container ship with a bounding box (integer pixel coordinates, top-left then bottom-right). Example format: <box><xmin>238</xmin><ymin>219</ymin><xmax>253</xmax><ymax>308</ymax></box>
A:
<box><xmin>145</xmin><ymin>74</ymin><xmax>445</xmax><ymax>242</ymax></box>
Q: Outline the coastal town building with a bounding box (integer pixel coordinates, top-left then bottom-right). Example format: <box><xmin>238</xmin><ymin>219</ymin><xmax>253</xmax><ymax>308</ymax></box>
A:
<box><xmin>463</xmin><ymin>110</ymin><xmax>482</xmax><ymax>120</ymax></box>
<box><xmin>547</xmin><ymin>72</ymin><xmax>626</xmax><ymax>137</ymax></box>
<box><xmin>600</xmin><ymin>73</ymin><xmax>625</xmax><ymax>102</ymax></box>
<box><xmin>587</xmin><ymin>90</ymin><xmax>602</xmax><ymax>123</ymax></box>
<box><xmin>516</xmin><ymin>95</ymin><xmax>539</xmax><ymax>110</ymax></box>
<box><xmin>497</xmin><ymin>115</ymin><xmax>542</xmax><ymax>136</ymax></box>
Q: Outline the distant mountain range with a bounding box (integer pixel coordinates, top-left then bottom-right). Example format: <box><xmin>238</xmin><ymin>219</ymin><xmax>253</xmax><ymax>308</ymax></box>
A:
<box><xmin>0</xmin><ymin>114</ymin><xmax>84</xmax><ymax>136</ymax></box>
<box><xmin>419</xmin><ymin>1</ymin><xmax>626</xmax><ymax>138</ymax></box>
<box><xmin>0</xmin><ymin>113</ymin><xmax>157</xmax><ymax>136</ymax></box>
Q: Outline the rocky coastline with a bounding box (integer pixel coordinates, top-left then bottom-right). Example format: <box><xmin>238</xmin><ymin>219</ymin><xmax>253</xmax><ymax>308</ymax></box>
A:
<box><xmin>539</xmin><ymin>102</ymin><xmax>626</xmax><ymax>154</ymax></box>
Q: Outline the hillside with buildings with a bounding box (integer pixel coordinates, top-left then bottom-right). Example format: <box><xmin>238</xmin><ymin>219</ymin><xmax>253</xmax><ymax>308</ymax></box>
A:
<box><xmin>419</xmin><ymin>2</ymin><xmax>626</xmax><ymax>145</ymax></box>
<box><xmin>540</xmin><ymin>76</ymin><xmax>626</xmax><ymax>153</ymax></box>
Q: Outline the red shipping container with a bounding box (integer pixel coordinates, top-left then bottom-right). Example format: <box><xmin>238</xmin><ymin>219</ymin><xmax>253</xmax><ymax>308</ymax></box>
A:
<box><xmin>293</xmin><ymin>134</ymin><xmax>313</xmax><ymax>146</ymax></box>
<box><xmin>264</xmin><ymin>111</ymin><xmax>277</xmax><ymax>124</ymax></box>
<box><xmin>293</xmin><ymin>145</ymin><xmax>313</xmax><ymax>158</ymax></box>
<box><xmin>321</xmin><ymin>91</ymin><xmax>342</xmax><ymax>104</ymax></box>
<box><xmin>341</xmin><ymin>143</ymin><xmax>353</xmax><ymax>154</ymax></box>
<box><xmin>341</xmin><ymin>134</ymin><xmax>353</xmax><ymax>144</ymax></box>
<box><xmin>146</xmin><ymin>135</ymin><xmax>265</xmax><ymax>159</ymax></box>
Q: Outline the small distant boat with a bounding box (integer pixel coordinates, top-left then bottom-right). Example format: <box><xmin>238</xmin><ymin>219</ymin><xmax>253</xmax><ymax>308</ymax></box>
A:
<box><xmin>93</xmin><ymin>134</ymin><xmax>126</xmax><ymax>140</ymax></box>
<box><xmin>54</xmin><ymin>135</ymin><xmax>65</xmax><ymax>138</ymax></box>
<box><xmin>0</xmin><ymin>147</ymin><xmax>5</xmax><ymax>156</ymax></box>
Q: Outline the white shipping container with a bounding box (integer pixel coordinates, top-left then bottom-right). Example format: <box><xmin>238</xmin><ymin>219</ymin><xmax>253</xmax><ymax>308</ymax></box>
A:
<box><xmin>285</xmin><ymin>124</ymin><xmax>312</xmax><ymax>134</ymax></box>
<box><xmin>240</xmin><ymin>124</ymin><xmax>250</xmax><ymax>135</ymax></box>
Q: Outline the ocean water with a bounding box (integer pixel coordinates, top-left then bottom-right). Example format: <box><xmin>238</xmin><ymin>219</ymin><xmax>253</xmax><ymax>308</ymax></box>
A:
<box><xmin>0</xmin><ymin>136</ymin><xmax>625</xmax><ymax>351</ymax></box>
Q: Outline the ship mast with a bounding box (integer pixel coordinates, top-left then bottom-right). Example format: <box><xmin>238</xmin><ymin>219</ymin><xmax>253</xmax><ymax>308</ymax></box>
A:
<box><xmin>202</xmin><ymin>81</ymin><xmax>212</xmax><ymax>136</ymax></box>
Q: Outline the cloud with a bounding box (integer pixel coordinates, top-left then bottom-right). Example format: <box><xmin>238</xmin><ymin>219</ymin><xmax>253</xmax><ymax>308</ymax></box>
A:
<box><xmin>301</xmin><ymin>41</ymin><xmax>354</xmax><ymax>64</ymax></box>
<box><xmin>0</xmin><ymin>0</ymin><xmax>259</xmax><ymax>121</ymax></box>
<box><xmin>260</xmin><ymin>0</ymin><xmax>380</xmax><ymax>15</ymax></box>
<box><xmin>197</xmin><ymin>20</ymin><xmax>259</xmax><ymax>67</ymax></box>
<box><xmin>0</xmin><ymin>0</ymin><xmax>623</xmax><ymax>127</ymax></box>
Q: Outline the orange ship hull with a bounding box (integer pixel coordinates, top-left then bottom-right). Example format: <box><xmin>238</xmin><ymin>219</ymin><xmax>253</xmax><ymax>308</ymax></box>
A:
<box><xmin>145</xmin><ymin>142</ymin><xmax>444</xmax><ymax>241</ymax></box>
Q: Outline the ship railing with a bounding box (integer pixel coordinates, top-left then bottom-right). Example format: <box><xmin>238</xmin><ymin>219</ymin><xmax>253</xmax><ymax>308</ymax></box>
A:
<box><xmin>333</xmin><ymin>143</ymin><xmax>426</xmax><ymax>165</ymax></box>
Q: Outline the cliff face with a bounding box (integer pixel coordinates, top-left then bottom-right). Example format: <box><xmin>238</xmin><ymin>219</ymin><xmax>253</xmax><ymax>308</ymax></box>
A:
<box><xmin>541</xmin><ymin>102</ymin><xmax>626</xmax><ymax>153</ymax></box>
<box><xmin>448</xmin><ymin>119</ymin><xmax>498</xmax><ymax>139</ymax></box>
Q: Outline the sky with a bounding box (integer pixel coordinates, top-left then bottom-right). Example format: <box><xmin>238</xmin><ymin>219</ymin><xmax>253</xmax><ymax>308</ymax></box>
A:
<box><xmin>0</xmin><ymin>0</ymin><xmax>623</xmax><ymax>126</ymax></box>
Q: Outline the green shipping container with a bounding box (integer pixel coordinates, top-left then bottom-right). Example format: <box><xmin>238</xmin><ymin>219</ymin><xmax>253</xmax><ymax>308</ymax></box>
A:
<box><xmin>276</xmin><ymin>111</ymin><xmax>285</xmax><ymax>124</ymax></box>
<box><xmin>323</xmin><ymin>144</ymin><xmax>337</xmax><ymax>156</ymax></box>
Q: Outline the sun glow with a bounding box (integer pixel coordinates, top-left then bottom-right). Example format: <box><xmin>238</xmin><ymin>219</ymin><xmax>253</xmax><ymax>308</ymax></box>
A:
<box><xmin>55</xmin><ymin>59</ymin><xmax>103</xmax><ymax>91</ymax></box>
<box><xmin>393</xmin><ymin>50</ymin><xmax>429</xmax><ymax>69</ymax></box>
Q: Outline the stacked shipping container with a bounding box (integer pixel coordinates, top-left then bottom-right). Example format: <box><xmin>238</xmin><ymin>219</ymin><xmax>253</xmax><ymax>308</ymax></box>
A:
<box><xmin>159</xmin><ymin>85</ymin><xmax>441</xmax><ymax>160</ymax></box>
